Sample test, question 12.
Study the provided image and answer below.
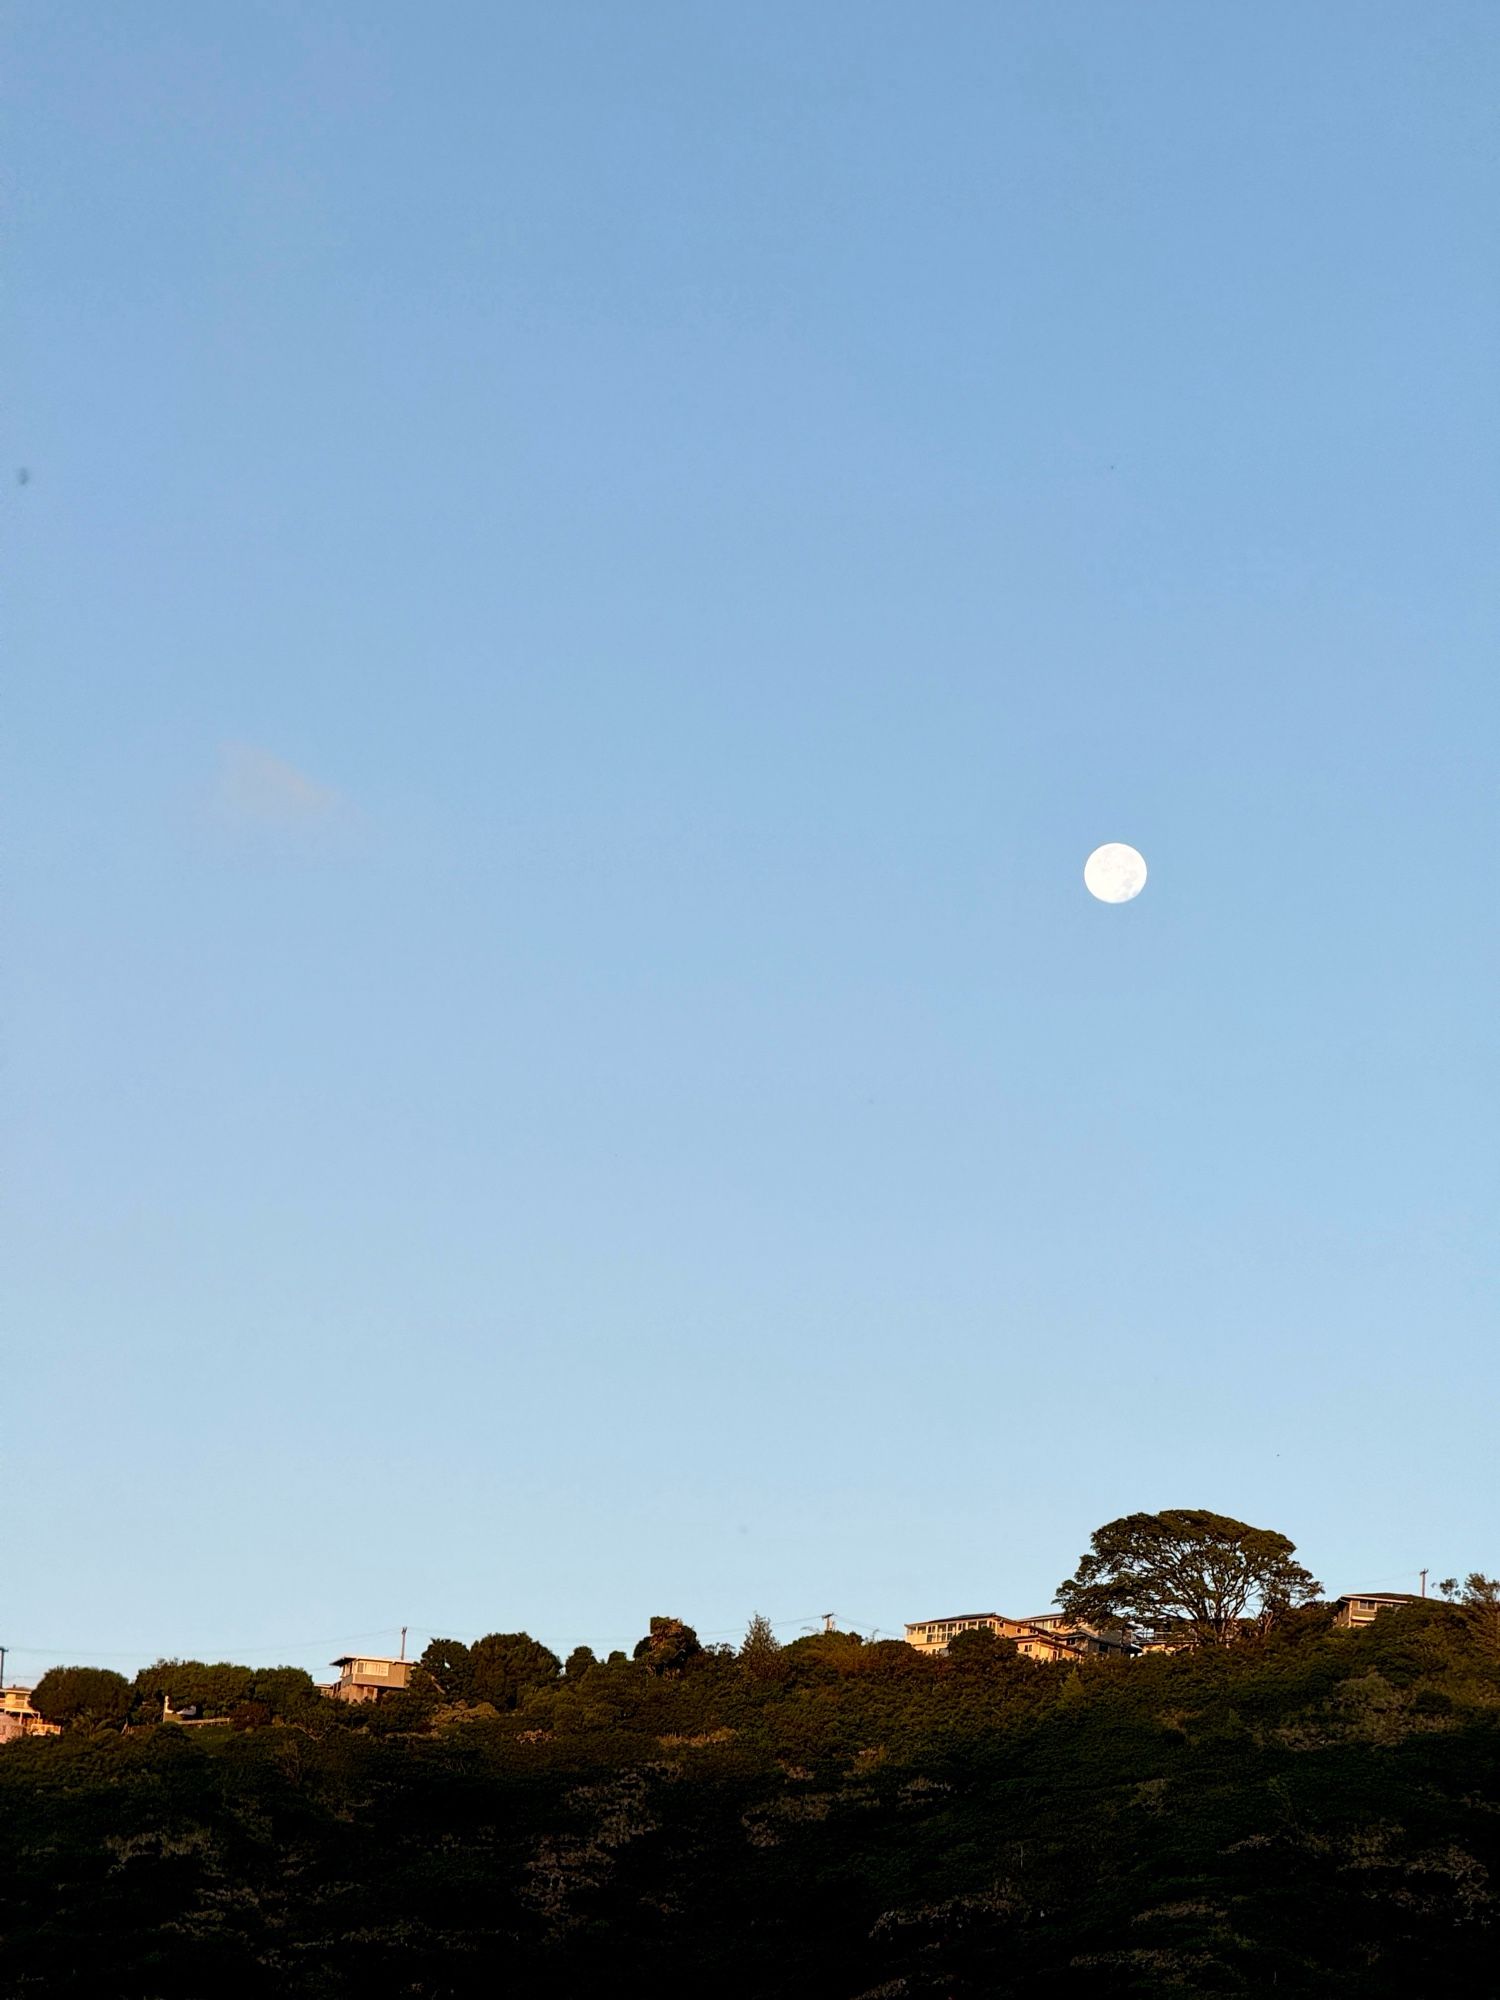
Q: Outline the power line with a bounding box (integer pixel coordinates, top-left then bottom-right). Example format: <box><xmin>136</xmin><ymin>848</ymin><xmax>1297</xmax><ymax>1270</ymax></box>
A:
<box><xmin>0</xmin><ymin>1627</ymin><xmax>407</xmax><ymax>1663</ymax></box>
<box><xmin>0</xmin><ymin>1612</ymin><xmax>846</xmax><ymax>1669</ymax></box>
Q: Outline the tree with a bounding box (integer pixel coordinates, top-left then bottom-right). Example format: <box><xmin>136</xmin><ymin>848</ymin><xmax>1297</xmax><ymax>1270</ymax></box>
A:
<box><xmin>780</xmin><ymin>1629</ymin><xmax>866</xmax><ymax>1675</ymax></box>
<box><xmin>466</xmin><ymin>1632</ymin><xmax>561</xmax><ymax>1709</ymax></box>
<box><xmin>132</xmin><ymin>1659</ymin><xmax>255</xmax><ymax>1719</ymax></box>
<box><xmin>564</xmin><ymin>1646</ymin><xmax>598</xmax><ymax>1679</ymax></box>
<box><xmin>1056</xmin><ymin>1509</ymin><xmax>1321</xmax><ymax>1647</ymax></box>
<box><xmin>249</xmin><ymin>1666</ymin><xmax>323</xmax><ymax>1721</ymax></box>
<box><xmin>1455</xmin><ymin>1573</ymin><xmax>1500</xmax><ymax>1653</ymax></box>
<box><xmin>30</xmin><ymin>1665</ymin><xmax>132</xmax><ymax>1730</ymax></box>
<box><xmin>945</xmin><ymin>1626</ymin><xmax>1017</xmax><ymax>1669</ymax></box>
<box><xmin>633</xmin><ymin>1616</ymin><xmax>702</xmax><ymax>1675</ymax></box>
<box><xmin>739</xmin><ymin>1613</ymin><xmax>783</xmax><ymax>1680</ymax></box>
<box><xmin>415</xmin><ymin>1634</ymin><xmax>560</xmax><ymax>1709</ymax></box>
<box><xmin>416</xmin><ymin>1637</ymin><xmax>474</xmax><ymax>1702</ymax></box>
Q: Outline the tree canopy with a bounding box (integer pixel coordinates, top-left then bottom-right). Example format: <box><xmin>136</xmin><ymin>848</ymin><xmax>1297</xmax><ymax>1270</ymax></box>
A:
<box><xmin>1056</xmin><ymin>1507</ymin><xmax>1321</xmax><ymax>1645</ymax></box>
<box><xmin>416</xmin><ymin>1633</ymin><xmax>561</xmax><ymax>1710</ymax></box>
<box><xmin>633</xmin><ymin>1616</ymin><xmax>703</xmax><ymax>1674</ymax></box>
<box><xmin>127</xmin><ymin>1660</ymin><xmax>324</xmax><ymax>1724</ymax></box>
<box><xmin>29</xmin><ymin>1666</ymin><xmax>132</xmax><ymax>1730</ymax></box>
<box><xmin>946</xmin><ymin>1624</ymin><xmax>1017</xmax><ymax>1668</ymax></box>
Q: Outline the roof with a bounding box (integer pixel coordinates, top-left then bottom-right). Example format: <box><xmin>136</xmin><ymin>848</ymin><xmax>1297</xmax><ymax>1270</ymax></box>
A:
<box><xmin>330</xmin><ymin>1654</ymin><xmax>408</xmax><ymax>1668</ymax></box>
<box><xmin>905</xmin><ymin>1613</ymin><xmax>1002</xmax><ymax>1627</ymax></box>
<box><xmin>1337</xmin><ymin>1591</ymin><xmax>1425</xmax><ymax>1605</ymax></box>
<box><xmin>910</xmin><ymin>1613</ymin><xmax>1107</xmax><ymax>1632</ymax></box>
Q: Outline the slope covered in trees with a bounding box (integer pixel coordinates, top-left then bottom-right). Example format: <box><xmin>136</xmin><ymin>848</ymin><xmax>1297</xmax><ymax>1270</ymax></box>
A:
<box><xmin>4</xmin><ymin>1597</ymin><xmax>1499</xmax><ymax>1995</ymax></box>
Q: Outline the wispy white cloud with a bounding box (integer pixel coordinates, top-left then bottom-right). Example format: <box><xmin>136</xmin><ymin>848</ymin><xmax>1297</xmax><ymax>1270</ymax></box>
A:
<box><xmin>213</xmin><ymin>742</ymin><xmax>352</xmax><ymax>844</ymax></box>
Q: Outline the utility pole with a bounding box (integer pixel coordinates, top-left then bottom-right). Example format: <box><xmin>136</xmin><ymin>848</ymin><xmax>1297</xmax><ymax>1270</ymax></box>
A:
<box><xmin>399</xmin><ymin>1626</ymin><xmax>408</xmax><ymax>1661</ymax></box>
<box><xmin>822</xmin><ymin>1612</ymin><xmax>836</xmax><ymax>1634</ymax></box>
<box><xmin>0</xmin><ymin>1644</ymin><xmax>7</xmax><ymax>1688</ymax></box>
<box><xmin>1420</xmin><ymin>1570</ymin><xmax>1428</xmax><ymax>1600</ymax></box>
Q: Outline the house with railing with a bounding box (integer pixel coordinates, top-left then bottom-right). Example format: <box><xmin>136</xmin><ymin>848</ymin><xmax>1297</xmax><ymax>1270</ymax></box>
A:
<box><xmin>0</xmin><ymin>1686</ymin><xmax>60</xmax><ymax>1743</ymax></box>
<box><xmin>904</xmin><ymin>1611</ymin><xmax>1132</xmax><ymax>1663</ymax></box>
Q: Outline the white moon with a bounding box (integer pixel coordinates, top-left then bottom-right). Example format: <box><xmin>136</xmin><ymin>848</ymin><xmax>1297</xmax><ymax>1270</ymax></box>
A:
<box><xmin>1084</xmin><ymin>842</ymin><xmax>1147</xmax><ymax>903</ymax></box>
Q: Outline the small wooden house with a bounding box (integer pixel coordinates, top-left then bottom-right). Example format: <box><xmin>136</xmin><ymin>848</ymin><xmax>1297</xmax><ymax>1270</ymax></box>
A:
<box><xmin>328</xmin><ymin>1654</ymin><xmax>414</xmax><ymax>1703</ymax></box>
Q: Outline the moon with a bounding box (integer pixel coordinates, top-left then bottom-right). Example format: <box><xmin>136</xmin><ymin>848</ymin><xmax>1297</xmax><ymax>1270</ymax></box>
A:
<box><xmin>1084</xmin><ymin>842</ymin><xmax>1147</xmax><ymax>904</ymax></box>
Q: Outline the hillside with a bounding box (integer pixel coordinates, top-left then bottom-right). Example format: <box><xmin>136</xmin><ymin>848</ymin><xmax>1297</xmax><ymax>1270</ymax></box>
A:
<box><xmin>3</xmin><ymin>1602</ymin><xmax>1497</xmax><ymax>1996</ymax></box>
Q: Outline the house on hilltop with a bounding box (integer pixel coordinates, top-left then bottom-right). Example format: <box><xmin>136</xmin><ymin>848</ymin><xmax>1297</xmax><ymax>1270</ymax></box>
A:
<box><xmin>1017</xmin><ymin>1612</ymin><xmax>1133</xmax><ymax>1660</ymax></box>
<box><xmin>328</xmin><ymin>1654</ymin><xmax>413</xmax><ymax>1702</ymax></box>
<box><xmin>904</xmin><ymin>1612</ymin><xmax>1132</xmax><ymax>1663</ymax></box>
<box><xmin>1334</xmin><ymin>1592</ymin><xmax>1426</xmax><ymax>1629</ymax></box>
<box><xmin>904</xmin><ymin>1612</ymin><xmax>1006</xmax><ymax>1653</ymax></box>
<box><xmin>0</xmin><ymin>1686</ymin><xmax>60</xmax><ymax>1743</ymax></box>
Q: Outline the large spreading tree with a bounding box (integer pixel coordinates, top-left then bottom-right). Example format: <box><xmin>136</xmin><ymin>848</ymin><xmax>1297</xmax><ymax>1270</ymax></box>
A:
<box><xmin>1056</xmin><ymin>1507</ymin><xmax>1321</xmax><ymax>1646</ymax></box>
<box><xmin>29</xmin><ymin>1666</ymin><xmax>132</xmax><ymax>1730</ymax></box>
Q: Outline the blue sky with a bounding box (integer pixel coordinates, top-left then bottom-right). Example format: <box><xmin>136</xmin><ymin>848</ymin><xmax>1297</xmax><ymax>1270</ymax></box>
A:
<box><xmin>6</xmin><ymin>2</ymin><xmax>1498</xmax><ymax>1678</ymax></box>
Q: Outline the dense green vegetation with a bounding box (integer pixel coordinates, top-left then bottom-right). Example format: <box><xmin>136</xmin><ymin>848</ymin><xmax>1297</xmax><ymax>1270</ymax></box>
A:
<box><xmin>5</xmin><ymin>1597</ymin><xmax>1500</xmax><ymax>1995</ymax></box>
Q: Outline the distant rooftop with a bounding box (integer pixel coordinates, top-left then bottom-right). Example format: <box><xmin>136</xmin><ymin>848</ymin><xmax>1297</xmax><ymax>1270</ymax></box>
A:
<box><xmin>905</xmin><ymin>1613</ymin><xmax>1001</xmax><ymax>1626</ymax></box>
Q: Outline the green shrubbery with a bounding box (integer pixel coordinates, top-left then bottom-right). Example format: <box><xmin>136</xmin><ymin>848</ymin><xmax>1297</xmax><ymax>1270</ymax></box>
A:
<box><xmin>5</xmin><ymin>1599</ymin><xmax>1500</xmax><ymax>1994</ymax></box>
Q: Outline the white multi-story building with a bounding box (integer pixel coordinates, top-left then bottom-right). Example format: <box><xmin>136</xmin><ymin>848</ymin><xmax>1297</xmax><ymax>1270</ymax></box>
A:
<box><xmin>904</xmin><ymin>1611</ymin><xmax>1132</xmax><ymax>1663</ymax></box>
